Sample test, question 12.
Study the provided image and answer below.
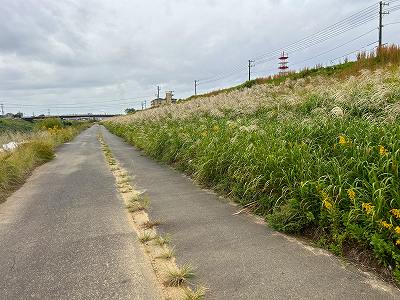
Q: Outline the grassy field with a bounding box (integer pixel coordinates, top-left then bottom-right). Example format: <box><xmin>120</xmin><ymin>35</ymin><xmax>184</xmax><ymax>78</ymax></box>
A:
<box><xmin>0</xmin><ymin>118</ymin><xmax>90</xmax><ymax>203</ymax></box>
<box><xmin>105</xmin><ymin>46</ymin><xmax>400</xmax><ymax>282</ymax></box>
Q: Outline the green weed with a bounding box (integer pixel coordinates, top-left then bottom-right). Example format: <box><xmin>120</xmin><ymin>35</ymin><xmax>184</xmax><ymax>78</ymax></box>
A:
<box><xmin>165</xmin><ymin>264</ymin><xmax>195</xmax><ymax>287</ymax></box>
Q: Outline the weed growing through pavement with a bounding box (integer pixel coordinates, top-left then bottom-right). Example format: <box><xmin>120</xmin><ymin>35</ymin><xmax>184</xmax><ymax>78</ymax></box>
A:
<box><xmin>138</xmin><ymin>231</ymin><xmax>155</xmax><ymax>243</ymax></box>
<box><xmin>155</xmin><ymin>234</ymin><xmax>171</xmax><ymax>246</ymax></box>
<box><xmin>99</xmin><ymin>133</ymin><xmax>205</xmax><ymax>298</ymax></box>
<box><xmin>126</xmin><ymin>201</ymin><xmax>145</xmax><ymax>213</ymax></box>
<box><xmin>156</xmin><ymin>248</ymin><xmax>175</xmax><ymax>260</ymax></box>
<box><xmin>183</xmin><ymin>286</ymin><xmax>207</xmax><ymax>300</ymax></box>
<box><xmin>141</xmin><ymin>220</ymin><xmax>161</xmax><ymax>229</ymax></box>
<box><xmin>165</xmin><ymin>264</ymin><xmax>195</xmax><ymax>287</ymax></box>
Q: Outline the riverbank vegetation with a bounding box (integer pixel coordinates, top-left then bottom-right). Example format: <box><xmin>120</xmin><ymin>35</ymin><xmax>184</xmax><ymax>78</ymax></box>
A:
<box><xmin>105</xmin><ymin>46</ymin><xmax>400</xmax><ymax>283</ymax></box>
<box><xmin>0</xmin><ymin>118</ymin><xmax>90</xmax><ymax>203</ymax></box>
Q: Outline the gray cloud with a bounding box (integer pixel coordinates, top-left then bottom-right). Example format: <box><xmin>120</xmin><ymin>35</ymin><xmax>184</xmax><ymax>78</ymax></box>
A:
<box><xmin>0</xmin><ymin>0</ymin><xmax>398</xmax><ymax>115</ymax></box>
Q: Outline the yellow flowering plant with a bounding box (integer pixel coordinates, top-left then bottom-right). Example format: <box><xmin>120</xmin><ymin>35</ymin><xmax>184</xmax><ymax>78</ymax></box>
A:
<box><xmin>338</xmin><ymin>135</ymin><xmax>347</xmax><ymax>145</ymax></box>
<box><xmin>347</xmin><ymin>189</ymin><xmax>356</xmax><ymax>201</ymax></box>
<box><xmin>362</xmin><ymin>202</ymin><xmax>375</xmax><ymax>215</ymax></box>
<box><xmin>391</xmin><ymin>209</ymin><xmax>400</xmax><ymax>219</ymax></box>
<box><xmin>379</xmin><ymin>220</ymin><xmax>393</xmax><ymax>230</ymax></box>
<box><xmin>379</xmin><ymin>145</ymin><xmax>388</xmax><ymax>156</ymax></box>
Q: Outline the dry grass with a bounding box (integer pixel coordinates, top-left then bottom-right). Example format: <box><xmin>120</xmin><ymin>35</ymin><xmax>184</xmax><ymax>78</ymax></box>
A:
<box><xmin>99</xmin><ymin>134</ymin><xmax>205</xmax><ymax>298</ymax></box>
<box><xmin>157</xmin><ymin>248</ymin><xmax>175</xmax><ymax>260</ymax></box>
<box><xmin>138</xmin><ymin>231</ymin><xmax>155</xmax><ymax>243</ymax></box>
<box><xmin>165</xmin><ymin>264</ymin><xmax>195</xmax><ymax>287</ymax></box>
<box><xmin>183</xmin><ymin>286</ymin><xmax>207</xmax><ymax>300</ymax></box>
<box><xmin>127</xmin><ymin>201</ymin><xmax>145</xmax><ymax>213</ymax></box>
<box><xmin>155</xmin><ymin>234</ymin><xmax>171</xmax><ymax>246</ymax></box>
<box><xmin>0</xmin><ymin>124</ymin><xmax>89</xmax><ymax>203</ymax></box>
<box><xmin>141</xmin><ymin>220</ymin><xmax>161</xmax><ymax>229</ymax></box>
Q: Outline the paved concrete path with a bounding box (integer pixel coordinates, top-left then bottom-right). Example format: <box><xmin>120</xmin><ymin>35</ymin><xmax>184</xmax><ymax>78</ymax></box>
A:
<box><xmin>0</xmin><ymin>125</ymin><xmax>162</xmax><ymax>299</ymax></box>
<box><xmin>101</xmin><ymin>126</ymin><xmax>400</xmax><ymax>300</ymax></box>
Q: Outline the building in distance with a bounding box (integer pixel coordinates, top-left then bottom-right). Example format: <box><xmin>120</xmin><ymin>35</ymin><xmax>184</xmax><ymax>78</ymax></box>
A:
<box><xmin>151</xmin><ymin>91</ymin><xmax>176</xmax><ymax>108</ymax></box>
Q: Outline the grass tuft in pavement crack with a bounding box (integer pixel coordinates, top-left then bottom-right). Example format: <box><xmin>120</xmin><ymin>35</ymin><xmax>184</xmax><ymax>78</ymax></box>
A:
<box><xmin>183</xmin><ymin>286</ymin><xmax>207</xmax><ymax>300</ymax></box>
<box><xmin>138</xmin><ymin>231</ymin><xmax>155</xmax><ymax>243</ymax></box>
<box><xmin>98</xmin><ymin>132</ymin><xmax>206</xmax><ymax>298</ymax></box>
<box><xmin>156</xmin><ymin>248</ymin><xmax>175</xmax><ymax>260</ymax></box>
<box><xmin>155</xmin><ymin>234</ymin><xmax>171</xmax><ymax>246</ymax></box>
<box><xmin>165</xmin><ymin>264</ymin><xmax>195</xmax><ymax>287</ymax></box>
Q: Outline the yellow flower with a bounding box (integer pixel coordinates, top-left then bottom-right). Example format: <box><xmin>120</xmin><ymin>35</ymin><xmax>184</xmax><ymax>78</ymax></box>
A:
<box><xmin>379</xmin><ymin>145</ymin><xmax>388</xmax><ymax>156</ymax></box>
<box><xmin>396</xmin><ymin>240</ymin><xmax>400</xmax><ymax>246</ymax></box>
<box><xmin>201</xmin><ymin>131</ymin><xmax>207</xmax><ymax>137</ymax></box>
<box><xmin>347</xmin><ymin>189</ymin><xmax>356</xmax><ymax>201</ymax></box>
<box><xmin>213</xmin><ymin>125</ymin><xmax>220</xmax><ymax>132</ymax></box>
<box><xmin>323</xmin><ymin>199</ymin><xmax>333</xmax><ymax>210</ymax></box>
<box><xmin>339</xmin><ymin>135</ymin><xmax>347</xmax><ymax>145</ymax></box>
<box><xmin>390</xmin><ymin>208</ymin><xmax>400</xmax><ymax>219</ymax></box>
<box><xmin>321</xmin><ymin>191</ymin><xmax>333</xmax><ymax>210</ymax></box>
<box><xmin>395</xmin><ymin>226</ymin><xmax>400</xmax><ymax>235</ymax></box>
<box><xmin>362</xmin><ymin>202</ymin><xmax>374</xmax><ymax>215</ymax></box>
<box><xmin>379</xmin><ymin>220</ymin><xmax>393</xmax><ymax>229</ymax></box>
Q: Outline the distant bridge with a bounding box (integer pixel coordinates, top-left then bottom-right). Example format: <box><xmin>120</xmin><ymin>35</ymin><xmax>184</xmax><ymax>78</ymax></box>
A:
<box><xmin>23</xmin><ymin>114</ymin><xmax>122</xmax><ymax>121</ymax></box>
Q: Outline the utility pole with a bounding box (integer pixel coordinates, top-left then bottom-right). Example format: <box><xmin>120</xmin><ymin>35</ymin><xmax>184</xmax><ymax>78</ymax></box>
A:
<box><xmin>248</xmin><ymin>60</ymin><xmax>254</xmax><ymax>81</ymax></box>
<box><xmin>144</xmin><ymin>100</ymin><xmax>147</xmax><ymax>109</ymax></box>
<box><xmin>157</xmin><ymin>86</ymin><xmax>161</xmax><ymax>99</ymax></box>
<box><xmin>0</xmin><ymin>104</ymin><xmax>4</xmax><ymax>116</ymax></box>
<box><xmin>48</xmin><ymin>109</ymin><xmax>50</xmax><ymax>116</ymax></box>
<box><xmin>194</xmin><ymin>80</ymin><xmax>198</xmax><ymax>96</ymax></box>
<box><xmin>379</xmin><ymin>1</ymin><xmax>390</xmax><ymax>49</ymax></box>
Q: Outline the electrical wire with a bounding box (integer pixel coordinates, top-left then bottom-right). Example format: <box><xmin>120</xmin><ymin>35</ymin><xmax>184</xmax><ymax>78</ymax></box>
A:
<box><xmin>1</xmin><ymin>94</ymin><xmax>153</xmax><ymax>106</ymax></box>
<box><xmin>254</xmin><ymin>15</ymin><xmax>379</xmax><ymax>65</ymax></box>
<box><xmin>329</xmin><ymin>41</ymin><xmax>378</xmax><ymax>63</ymax></box>
<box><xmin>252</xmin><ymin>3</ymin><xmax>378</xmax><ymax>61</ymax></box>
<box><xmin>198</xmin><ymin>1</ymin><xmax>381</xmax><ymax>85</ymax></box>
<box><xmin>290</xmin><ymin>28</ymin><xmax>377</xmax><ymax>67</ymax></box>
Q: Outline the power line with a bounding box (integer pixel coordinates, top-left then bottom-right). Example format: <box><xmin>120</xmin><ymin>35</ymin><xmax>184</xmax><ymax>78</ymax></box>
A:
<box><xmin>253</xmin><ymin>3</ymin><xmax>379</xmax><ymax>61</ymax></box>
<box><xmin>291</xmin><ymin>28</ymin><xmax>377</xmax><ymax>67</ymax></box>
<box><xmin>199</xmin><ymin>16</ymin><xmax>379</xmax><ymax>86</ymax></box>
<box><xmin>385</xmin><ymin>20</ymin><xmax>400</xmax><ymax>25</ymax></box>
<box><xmin>329</xmin><ymin>41</ymin><xmax>379</xmax><ymax>63</ymax></box>
<box><xmin>2</xmin><ymin>95</ymin><xmax>153</xmax><ymax>108</ymax></box>
<box><xmin>198</xmin><ymin>1</ymin><xmax>382</xmax><ymax>86</ymax></box>
<box><xmin>254</xmin><ymin>14</ymin><xmax>379</xmax><ymax>65</ymax></box>
<box><xmin>4</xmin><ymin>98</ymin><xmax>148</xmax><ymax>109</ymax></box>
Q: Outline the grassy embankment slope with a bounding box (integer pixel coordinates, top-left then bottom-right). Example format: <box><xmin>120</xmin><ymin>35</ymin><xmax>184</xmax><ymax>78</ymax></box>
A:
<box><xmin>105</xmin><ymin>46</ymin><xmax>400</xmax><ymax>282</ymax></box>
<box><xmin>0</xmin><ymin>118</ymin><xmax>90</xmax><ymax>203</ymax></box>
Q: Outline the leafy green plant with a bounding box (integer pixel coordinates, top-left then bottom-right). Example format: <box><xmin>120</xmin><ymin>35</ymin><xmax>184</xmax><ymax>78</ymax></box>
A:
<box><xmin>34</xmin><ymin>118</ymin><xmax>64</xmax><ymax>130</ymax></box>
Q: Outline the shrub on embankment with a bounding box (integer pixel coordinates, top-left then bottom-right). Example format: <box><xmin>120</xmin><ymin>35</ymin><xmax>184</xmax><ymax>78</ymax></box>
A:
<box><xmin>0</xmin><ymin>121</ymin><xmax>90</xmax><ymax>203</ymax></box>
<box><xmin>105</xmin><ymin>48</ymin><xmax>400</xmax><ymax>282</ymax></box>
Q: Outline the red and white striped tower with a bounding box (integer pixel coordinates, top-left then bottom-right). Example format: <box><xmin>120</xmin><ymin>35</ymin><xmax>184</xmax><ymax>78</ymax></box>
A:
<box><xmin>278</xmin><ymin>51</ymin><xmax>289</xmax><ymax>76</ymax></box>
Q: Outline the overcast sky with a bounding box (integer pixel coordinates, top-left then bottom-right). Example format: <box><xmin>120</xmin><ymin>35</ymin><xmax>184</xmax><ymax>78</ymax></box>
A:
<box><xmin>0</xmin><ymin>0</ymin><xmax>399</xmax><ymax>115</ymax></box>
